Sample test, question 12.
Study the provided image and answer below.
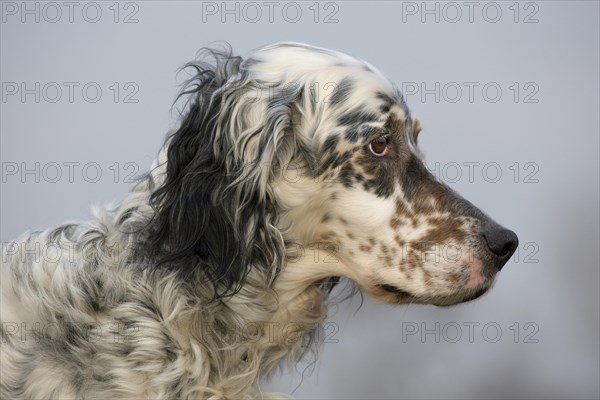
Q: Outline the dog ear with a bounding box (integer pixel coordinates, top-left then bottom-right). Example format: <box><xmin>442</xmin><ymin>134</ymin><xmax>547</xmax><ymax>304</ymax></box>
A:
<box><xmin>146</xmin><ymin>46</ymin><xmax>301</xmax><ymax>296</ymax></box>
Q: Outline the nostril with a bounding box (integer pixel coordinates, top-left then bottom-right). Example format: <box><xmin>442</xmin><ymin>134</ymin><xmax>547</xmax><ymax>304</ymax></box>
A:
<box><xmin>482</xmin><ymin>228</ymin><xmax>519</xmax><ymax>260</ymax></box>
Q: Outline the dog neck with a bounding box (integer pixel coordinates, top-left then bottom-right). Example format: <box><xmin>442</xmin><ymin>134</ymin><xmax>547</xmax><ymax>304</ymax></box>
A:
<box><xmin>108</xmin><ymin>142</ymin><xmax>338</xmax><ymax>395</ymax></box>
<box><xmin>155</xmin><ymin>252</ymin><xmax>331</xmax><ymax>397</ymax></box>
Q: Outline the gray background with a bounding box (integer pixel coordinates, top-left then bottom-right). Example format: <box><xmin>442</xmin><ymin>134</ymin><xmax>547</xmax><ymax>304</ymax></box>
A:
<box><xmin>1</xmin><ymin>1</ymin><xmax>598</xmax><ymax>398</ymax></box>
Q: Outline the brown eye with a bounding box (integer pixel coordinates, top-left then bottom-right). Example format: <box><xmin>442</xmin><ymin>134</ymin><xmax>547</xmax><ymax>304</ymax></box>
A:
<box><xmin>369</xmin><ymin>136</ymin><xmax>390</xmax><ymax>156</ymax></box>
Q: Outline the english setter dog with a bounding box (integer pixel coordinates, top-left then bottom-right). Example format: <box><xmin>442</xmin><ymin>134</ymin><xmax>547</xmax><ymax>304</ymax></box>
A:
<box><xmin>1</xmin><ymin>42</ymin><xmax>518</xmax><ymax>399</ymax></box>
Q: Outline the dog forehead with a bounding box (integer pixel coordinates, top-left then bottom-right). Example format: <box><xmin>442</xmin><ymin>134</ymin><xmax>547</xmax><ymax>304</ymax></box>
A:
<box><xmin>243</xmin><ymin>42</ymin><xmax>414</xmax><ymax>149</ymax></box>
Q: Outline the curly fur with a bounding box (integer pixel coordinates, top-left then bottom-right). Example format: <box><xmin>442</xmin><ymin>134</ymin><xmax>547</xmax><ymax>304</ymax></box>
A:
<box><xmin>0</xmin><ymin>42</ymin><xmax>517</xmax><ymax>399</ymax></box>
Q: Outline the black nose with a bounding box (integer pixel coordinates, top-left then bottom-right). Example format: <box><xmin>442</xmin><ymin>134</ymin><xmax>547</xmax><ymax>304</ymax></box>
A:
<box><xmin>482</xmin><ymin>227</ymin><xmax>519</xmax><ymax>270</ymax></box>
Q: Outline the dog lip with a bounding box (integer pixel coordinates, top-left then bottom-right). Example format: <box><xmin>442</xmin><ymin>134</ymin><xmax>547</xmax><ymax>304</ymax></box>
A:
<box><xmin>377</xmin><ymin>284</ymin><xmax>412</xmax><ymax>296</ymax></box>
<box><xmin>436</xmin><ymin>287</ymin><xmax>490</xmax><ymax>307</ymax></box>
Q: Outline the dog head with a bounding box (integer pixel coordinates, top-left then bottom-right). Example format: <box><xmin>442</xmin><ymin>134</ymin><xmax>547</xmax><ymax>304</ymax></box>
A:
<box><xmin>147</xmin><ymin>42</ymin><xmax>518</xmax><ymax>306</ymax></box>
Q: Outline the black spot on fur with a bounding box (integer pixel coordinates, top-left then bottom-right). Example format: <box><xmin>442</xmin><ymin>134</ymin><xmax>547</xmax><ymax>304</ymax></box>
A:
<box><xmin>377</xmin><ymin>92</ymin><xmax>395</xmax><ymax>113</ymax></box>
<box><xmin>338</xmin><ymin>163</ymin><xmax>356</xmax><ymax>188</ymax></box>
<box><xmin>329</xmin><ymin>77</ymin><xmax>353</xmax><ymax>105</ymax></box>
<box><xmin>338</xmin><ymin>110</ymin><xmax>379</xmax><ymax>128</ymax></box>
<box><xmin>362</xmin><ymin>167</ymin><xmax>396</xmax><ymax>198</ymax></box>
<box><xmin>323</xmin><ymin>135</ymin><xmax>339</xmax><ymax>153</ymax></box>
<box><xmin>319</xmin><ymin>150</ymin><xmax>352</xmax><ymax>175</ymax></box>
<box><xmin>345</xmin><ymin>127</ymin><xmax>363</xmax><ymax>143</ymax></box>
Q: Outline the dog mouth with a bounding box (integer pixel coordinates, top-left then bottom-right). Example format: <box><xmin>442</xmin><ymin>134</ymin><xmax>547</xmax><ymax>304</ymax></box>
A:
<box><xmin>376</xmin><ymin>283</ymin><xmax>490</xmax><ymax>306</ymax></box>
<box><xmin>432</xmin><ymin>286</ymin><xmax>490</xmax><ymax>307</ymax></box>
<box><xmin>375</xmin><ymin>283</ymin><xmax>418</xmax><ymax>304</ymax></box>
<box><xmin>377</xmin><ymin>284</ymin><xmax>413</xmax><ymax>297</ymax></box>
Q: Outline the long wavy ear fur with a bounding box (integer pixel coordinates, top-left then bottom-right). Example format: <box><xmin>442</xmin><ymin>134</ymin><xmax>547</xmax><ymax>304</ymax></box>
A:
<box><xmin>145</xmin><ymin>44</ymin><xmax>301</xmax><ymax>296</ymax></box>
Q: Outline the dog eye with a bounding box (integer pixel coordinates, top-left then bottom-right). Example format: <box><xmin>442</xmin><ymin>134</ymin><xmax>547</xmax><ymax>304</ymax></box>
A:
<box><xmin>369</xmin><ymin>136</ymin><xmax>390</xmax><ymax>156</ymax></box>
